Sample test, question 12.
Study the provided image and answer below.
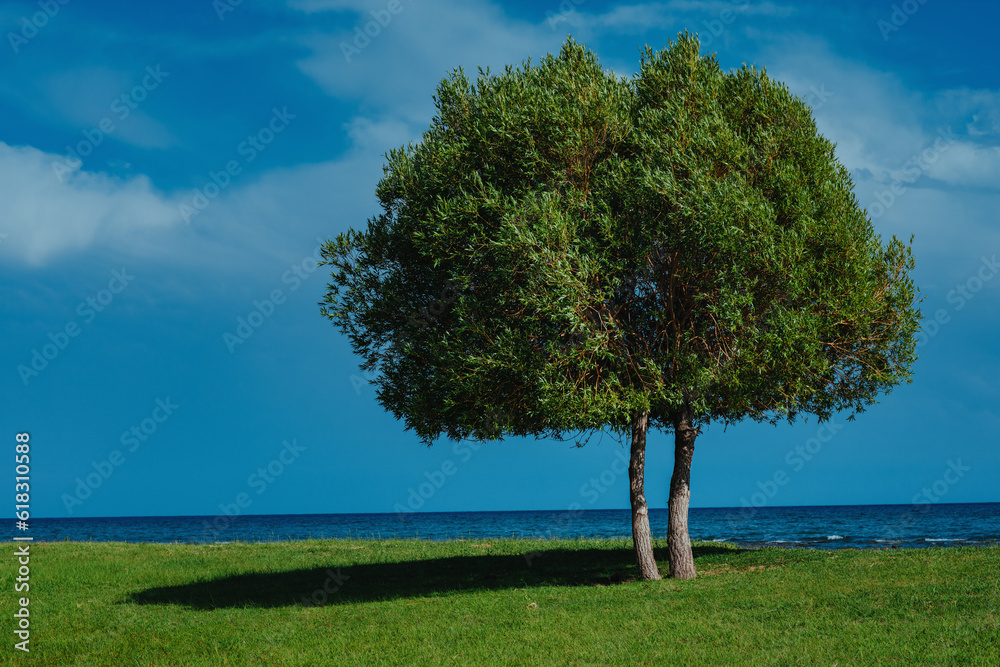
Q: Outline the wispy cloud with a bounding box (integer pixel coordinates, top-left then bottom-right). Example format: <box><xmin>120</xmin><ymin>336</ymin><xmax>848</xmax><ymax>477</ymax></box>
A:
<box><xmin>293</xmin><ymin>0</ymin><xmax>557</xmax><ymax>122</ymax></box>
<box><xmin>667</xmin><ymin>0</ymin><xmax>794</xmax><ymax>16</ymax></box>
<box><xmin>586</xmin><ymin>0</ymin><xmax>794</xmax><ymax>31</ymax></box>
<box><xmin>933</xmin><ymin>89</ymin><xmax>1000</xmax><ymax>140</ymax></box>
<box><xmin>286</xmin><ymin>0</ymin><xmax>366</xmax><ymax>12</ymax></box>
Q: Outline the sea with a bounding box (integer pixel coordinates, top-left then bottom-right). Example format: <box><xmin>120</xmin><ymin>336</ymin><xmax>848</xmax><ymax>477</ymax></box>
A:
<box><xmin>19</xmin><ymin>502</ymin><xmax>1000</xmax><ymax>550</ymax></box>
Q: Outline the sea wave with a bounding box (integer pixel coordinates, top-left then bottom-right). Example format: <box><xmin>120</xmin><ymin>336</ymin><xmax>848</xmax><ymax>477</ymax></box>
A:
<box><xmin>827</xmin><ymin>535</ymin><xmax>845</xmax><ymax>540</ymax></box>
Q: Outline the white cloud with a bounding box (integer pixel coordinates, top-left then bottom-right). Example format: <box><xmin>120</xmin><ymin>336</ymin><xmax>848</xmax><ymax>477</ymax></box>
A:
<box><xmin>596</xmin><ymin>4</ymin><xmax>675</xmax><ymax>30</ymax></box>
<box><xmin>0</xmin><ymin>142</ymin><xmax>179</xmax><ymax>266</ymax></box>
<box><xmin>293</xmin><ymin>0</ymin><xmax>561</xmax><ymax>124</ymax></box>
<box><xmin>858</xmin><ymin>178</ymin><xmax>1000</xmax><ymax>258</ymax></box>
<box><xmin>584</xmin><ymin>1</ymin><xmax>794</xmax><ymax>32</ymax></box>
<box><xmin>0</xmin><ymin>131</ymin><xmax>390</xmax><ymax>271</ymax></box>
<box><xmin>755</xmin><ymin>35</ymin><xmax>1000</xmax><ymax>192</ymax></box>
<box><xmin>343</xmin><ymin>116</ymin><xmax>419</xmax><ymax>152</ymax></box>
<box><xmin>716</xmin><ymin>31</ymin><xmax>1000</xmax><ymax>265</ymax></box>
<box><xmin>754</xmin><ymin>37</ymin><xmax>925</xmax><ymax>178</ymax></box>
<box><xmin>922</xmin><ymin>142</ymin><xmax>1000</xmax><ymax>190</ymax></box>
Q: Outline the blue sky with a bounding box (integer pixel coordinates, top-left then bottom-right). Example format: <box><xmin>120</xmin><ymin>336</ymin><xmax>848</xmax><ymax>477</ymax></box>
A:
<box><xmin>3</xmin><ymin>0</ymin><xmax>997</xmax><ymax>521</ymax></box>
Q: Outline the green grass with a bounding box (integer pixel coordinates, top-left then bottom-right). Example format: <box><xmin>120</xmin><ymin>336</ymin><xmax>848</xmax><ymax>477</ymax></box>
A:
<box><xmin>2</xmin><ymin>539</ymin><xmax>997</xmax><ymax>665</ymax></box>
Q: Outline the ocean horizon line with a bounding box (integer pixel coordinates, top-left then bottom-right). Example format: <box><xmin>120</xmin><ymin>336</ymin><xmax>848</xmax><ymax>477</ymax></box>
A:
<box><xmin>30</xmin><ymin>500</ymin><xmax>1000</xmax><ymax>522</ymax></box>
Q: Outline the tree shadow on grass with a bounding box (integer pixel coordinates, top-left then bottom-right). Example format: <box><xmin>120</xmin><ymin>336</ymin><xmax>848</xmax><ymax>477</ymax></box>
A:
<box><xmin>125</xmin><ymin>544</ymin><xmax>744</xmax><ymax>610</ymax></box>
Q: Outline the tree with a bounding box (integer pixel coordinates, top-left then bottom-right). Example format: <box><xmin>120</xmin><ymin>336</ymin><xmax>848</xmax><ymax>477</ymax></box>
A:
<box><xmin>319</xmin><ymin>34</ymin><xmax>920</xmax><ymax>581</ymax></box>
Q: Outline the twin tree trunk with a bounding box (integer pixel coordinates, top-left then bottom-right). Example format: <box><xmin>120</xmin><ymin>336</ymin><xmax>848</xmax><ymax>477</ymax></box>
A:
<box><xmin>667</xmin><ymin>404</ymin><xmax>698</xmax><ymax>579</ymax></box>
<box><xmin>628</xmin><ymin>411</ymin><xmax>661</xmax><ymax>580</ymax></box>
<box><xmin>627</xmin><ymin>405</ymin><xmax>698</xmax><ymax>581</ymax></box>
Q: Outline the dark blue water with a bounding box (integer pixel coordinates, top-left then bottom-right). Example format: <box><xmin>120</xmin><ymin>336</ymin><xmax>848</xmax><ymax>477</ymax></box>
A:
<box><xmin>18</xmin><ymin>503</ymin><xmax>999</xmax><ymax>549</ymax></box>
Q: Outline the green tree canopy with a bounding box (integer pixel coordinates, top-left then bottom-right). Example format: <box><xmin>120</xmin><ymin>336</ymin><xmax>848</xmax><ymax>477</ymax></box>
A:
<box><xmin>320</xmin><ymin>34</ymin><xmax>920</xmax><ymax>580</ymax></box>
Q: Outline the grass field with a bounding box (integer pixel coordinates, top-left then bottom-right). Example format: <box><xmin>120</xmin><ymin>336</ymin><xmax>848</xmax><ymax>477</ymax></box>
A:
<box><xmin>2</xmin><ymin>538</ymin><xmax>997</xmax><ymax>665</ymax></box>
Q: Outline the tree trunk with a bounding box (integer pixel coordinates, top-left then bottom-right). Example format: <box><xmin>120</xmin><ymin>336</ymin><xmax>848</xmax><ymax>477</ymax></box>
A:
<box><xmin>667</xmin><ymin>404</ymin><xmax>698</xmax><ymax>579</ymax></box>
<box><xmin>628</xmin><ymin>410</ymin><xmax>661</xmax><ymax>581</ymax></box>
